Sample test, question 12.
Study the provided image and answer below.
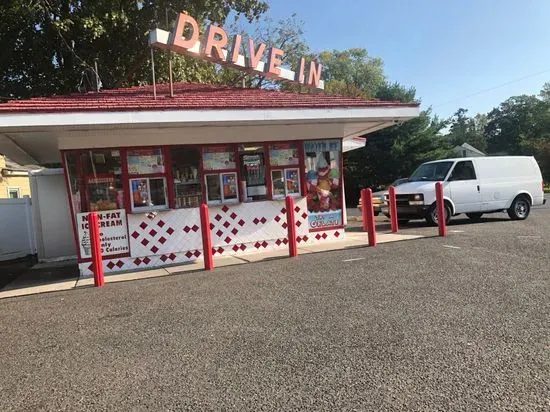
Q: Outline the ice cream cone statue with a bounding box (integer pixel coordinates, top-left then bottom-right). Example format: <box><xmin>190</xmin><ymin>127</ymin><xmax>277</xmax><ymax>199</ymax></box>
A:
<box><xmin>316</xmin><ymin>155</ymin><xmax>332</xmax><ymax>211</ymax></box>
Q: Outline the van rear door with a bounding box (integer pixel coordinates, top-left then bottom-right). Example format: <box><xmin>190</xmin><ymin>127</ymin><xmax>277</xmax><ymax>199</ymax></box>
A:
<box><xmin>447</xmin><ymin>160</ymin><xmax>482</xmax><ymax>213</ymax></box>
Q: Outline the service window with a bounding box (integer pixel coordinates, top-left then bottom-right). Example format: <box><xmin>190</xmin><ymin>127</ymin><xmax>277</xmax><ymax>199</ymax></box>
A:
<box><xmin>80</xmin><ymin>149</ymin><xmax>124</xmax><ymax>212</ymax></box>
<box><xmin>202</xmin><ymin>146</ymin><xmax>239</xmax><ymax>205</ymax></box>
<box><xmin>170</xmin><ymin>147</ymin><xmax>202</xmax><ymax>209</ymax></box>
<box><xmin>268</xmin><ymin>143</ymin><xmax>301</xmax><ymax>199</ymax></box>
<box><xmin>239</xmin><ymin>145</ymin><xmax>268</xmax><ymax>201</ymax></box>
<box><xmin>127</xmin><ymin>148</ymin><xmax>168</xmax><ymax>212</ymax></box>
<box><xmin>205</xmin><ymin>172</ymin><xmax>238</xmax><ymax>205</ymax></box>
<box><xmin>271</xmin><ymin>168</ymin><xmax>301</xmax><ymax>199</ymax></box>
<box><xmin>449</xmin><ymin>161</ymin><xmax>477</xmax><ymax>181</ymax></box>
<box><xmin>130</xmin><ymin>177</ymin><xmax>168</xmax><ymax>211</ymax></box>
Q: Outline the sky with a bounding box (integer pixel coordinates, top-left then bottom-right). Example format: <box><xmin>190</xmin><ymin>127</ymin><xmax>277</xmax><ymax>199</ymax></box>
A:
<box><xmin>257</xmin><ymin>0</ymin><xmax>550</xmax><ymax>119</ymax></box>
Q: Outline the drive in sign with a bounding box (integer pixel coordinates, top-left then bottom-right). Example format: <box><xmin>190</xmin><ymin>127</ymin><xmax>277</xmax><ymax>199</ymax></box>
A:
<box><xmin>77</xmin><ymin>209</ymin><xmax>129</xmax><ymax>258</ymax></box>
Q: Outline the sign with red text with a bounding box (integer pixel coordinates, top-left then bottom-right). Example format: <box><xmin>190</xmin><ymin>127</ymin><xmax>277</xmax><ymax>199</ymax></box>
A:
<box><xmin>149</xmin><ymin>13</ymin><xmax>324</xmax><ymax>89</ymax></box>
<box><xmin>77</xmin><ymin>209</ymin><xmax>129</xmax><ymax>258</ymax></box>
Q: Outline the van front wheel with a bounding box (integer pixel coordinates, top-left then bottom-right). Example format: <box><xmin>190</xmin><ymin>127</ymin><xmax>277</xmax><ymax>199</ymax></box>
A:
<box><xmin>426</xmin><ymin>203</ymin><xmax>451</xmax><ymax>226</ymax></box>
<box><xmin>507</xmin><ymin>196</ymin><xmax>530</xmax><ymax>220</ymax></box>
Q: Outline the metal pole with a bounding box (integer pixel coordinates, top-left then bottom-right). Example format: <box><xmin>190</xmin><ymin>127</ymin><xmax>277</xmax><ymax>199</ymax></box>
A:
<box><xmin>285</xmin><ymin>195</ymin><xmax>298</xmax><ymax>257</ymax></box>
<box><xmin>151</xmin><ymin>47</ymin><xmax>157</xmax><ymax>100</ymax></box>
<box><xmin>166</xmin><ymin>7</ymin><xmax>174</xmax><ymax>97</ymax></box>
<box><xmin>365</xmin><ymin>188</ymin><xmax>377</xmax><ymax>247</ymax></box>
<box><xmin>94</xmin><ymin>59</ymin><xmax>100</xmax><ymax>92</ymax></box>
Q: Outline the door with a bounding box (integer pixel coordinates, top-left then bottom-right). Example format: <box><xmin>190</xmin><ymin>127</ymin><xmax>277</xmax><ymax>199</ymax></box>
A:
<box><xmin>447</xmin><ymin>160</ymin><xmax>481</xmax><ymax>213</ymax></box>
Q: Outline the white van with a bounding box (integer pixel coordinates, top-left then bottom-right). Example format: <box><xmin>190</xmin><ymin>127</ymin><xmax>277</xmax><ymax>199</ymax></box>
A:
<box><xmin>383</xmin><ymin>156</ymin><xmax>546</xmax><ymax>225</ymax></box>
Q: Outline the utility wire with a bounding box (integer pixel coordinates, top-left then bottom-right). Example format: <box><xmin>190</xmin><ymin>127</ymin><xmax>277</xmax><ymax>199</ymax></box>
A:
<box><xmin>433</xmin><ymin>68</ymin><xmax>550</xmax><ymax>108</ymax></box>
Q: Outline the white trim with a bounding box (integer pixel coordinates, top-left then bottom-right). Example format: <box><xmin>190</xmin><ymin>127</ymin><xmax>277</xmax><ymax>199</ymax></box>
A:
<box><xmin>0</xmin><ymin>106</ymin><xmax>419</xmax><ymax>130</ymax></box>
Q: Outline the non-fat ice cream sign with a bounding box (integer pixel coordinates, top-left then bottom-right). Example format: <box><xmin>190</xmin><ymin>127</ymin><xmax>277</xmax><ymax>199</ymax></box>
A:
<box><xmin>77</xmin><ymin>210</ymin><xmax>129</xmax><ymax>259</ymax></box>
<box><xmin>149</xmin><ymin>13</ymin><xmax>324</xmax><ymax>89</ymax></box>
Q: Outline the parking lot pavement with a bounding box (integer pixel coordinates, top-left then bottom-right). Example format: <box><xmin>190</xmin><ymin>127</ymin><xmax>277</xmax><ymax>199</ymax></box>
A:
<box><xmin>0</xmin><ymin>208</ymin><xmax>548</xmax><ymax>411</ymax></box>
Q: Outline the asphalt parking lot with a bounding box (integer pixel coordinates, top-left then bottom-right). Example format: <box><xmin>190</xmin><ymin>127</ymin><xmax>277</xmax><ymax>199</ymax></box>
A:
<box><xmin>0</xmin><ymin>204</ymin><xmax>548</xmax><ymax>411</ymax></box>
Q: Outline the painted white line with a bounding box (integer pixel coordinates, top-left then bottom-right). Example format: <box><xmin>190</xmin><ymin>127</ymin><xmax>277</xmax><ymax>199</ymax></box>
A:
<box><xmin>449</xmin><ymin>230</ymin><xmax>464</xmax><ymax>233</ymax></box>
<box><xmin>342</xmin><ymin>257</ymin><xmax>366</xmax><ymax>262</ymax></box>
<box><xmin>443</xmin><ymin>245</ymin><xmax>461</xmax><ymax>249</ymax></box>
<box><xmin>517</xmin><ymin>235</ymin><xmax>541</xmax><ymax>239</ymax></box>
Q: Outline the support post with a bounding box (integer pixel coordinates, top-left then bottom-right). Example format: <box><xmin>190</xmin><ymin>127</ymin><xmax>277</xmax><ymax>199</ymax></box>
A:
<box><xmin>200</xmin><ymin>203</ymin><xmax>214</xmax><ymax>270</ymax></box>
<box><xmin>89</xmin><ymin>212</ymin><xmax>104</xmax><ymax>287</ymax></box>
<box><xmin>361</xmin><ymin>188</ymin><xmax>368</xmax><ymax>232</ymax></box>
<box><xmin>365</xmin><ymin>188</ymin><xmax>377</xmax><ymax>247</ymax></box>
<box><xmin>435</xmin><ymin>182</ymin><xmax>447</xmax><ymax>237</ymax></box>
<box><xmin>389</xmin><ymin>185</ymin><xmax>399</xmax><ymax>233</ymax></box>
<box><xmin>285</xmin><ymin>195</ymin><xmax>298</xmax><ymax>257</ymax></box>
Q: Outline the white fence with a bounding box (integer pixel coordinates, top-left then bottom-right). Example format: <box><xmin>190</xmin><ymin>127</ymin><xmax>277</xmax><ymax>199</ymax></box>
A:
<box><xmin>0</xmin><ymin>198</ymin><xmax>36</xmax><ymax>261</ymax></box>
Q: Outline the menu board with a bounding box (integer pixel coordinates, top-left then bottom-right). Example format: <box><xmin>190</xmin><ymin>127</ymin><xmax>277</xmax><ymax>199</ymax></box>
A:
<box><xmin>127</xmin><ymin>148</ymin><xmax>165</xmax><ymax>175</ymax></box>
<box><xmin>203</xmin><ymin>147</ymin><xmax>236</xmax><ymax>170</ymax></box>
<box><xmin>269</xmin><ymin>144</ymin><xmax>299</xmax><ymax>166</ymax></box>
<box><xmin>77</xmin><ymin>209</ymin><xmax>129</xmax><ymax>258</ymax></box>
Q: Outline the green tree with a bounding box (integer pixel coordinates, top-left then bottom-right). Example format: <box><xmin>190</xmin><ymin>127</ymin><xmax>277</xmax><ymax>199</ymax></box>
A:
<box><xmin>320</xmin><ymin>48</ymin><xmax>385</xmax><ymax>99</ymax></box>
<box><xmin>218</xmin><ymin>13</ymin><xmax>311</xmax><ymax>88</ymax></box>
<box><xmin>485</xmin><ymin>95</ymin><xmax>548</xmax><ymax>154</ymax></box>
<box><xmin>0</xmin><ymin>0</ymin><xmax>268</xmax><ymax>99</ymax></box>
<box><xmin>447</xmin><ymin>108</ymin><xmax>487</xmax><ymax>152</ymax></box>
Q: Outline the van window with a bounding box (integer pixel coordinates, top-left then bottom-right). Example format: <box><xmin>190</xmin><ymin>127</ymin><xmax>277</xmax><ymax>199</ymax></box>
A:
<box><xmin>409</xmin><ymin>161</ymin><xmax>454</xmax><ymax>182</ymax></box>
<box><xmin>449</xmin><ymin>161</ymin><xmax>476</xmax><ymax>181</ymax></box>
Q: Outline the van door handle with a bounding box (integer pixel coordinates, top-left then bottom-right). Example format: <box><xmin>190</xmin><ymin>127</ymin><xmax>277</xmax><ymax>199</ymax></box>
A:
<box><xmin>477</xmin><ymin>185</ymin><xmax>480</xmax><ymax>192</ymax></box>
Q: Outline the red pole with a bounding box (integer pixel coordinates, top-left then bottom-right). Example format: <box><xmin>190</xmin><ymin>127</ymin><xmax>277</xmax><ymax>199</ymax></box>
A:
<box><xmin>285</xmin><ymin>195</ymin><xmax>298</xmax><ymax>257</ymax></box>
<box><xmin>200</xmin><ymin>203</ymin><xmax>214</xmax><ymax>270</ymax></box>
<box><xmin>361</xmin><ymin>188</ymin><xmax>368</xmax><ymax>232</ymax></box>
<box><xmin>389</xmin><ymin>185</ymin><xmax>399</xmax><ymax>233</ymax></box>
<box><xmin>435</xmin><ymin>182</ymin><xmax>447</xmax><ymax>237</ymax></box>
<box><xmin>365</xmin><ymin>188</ymin><xmax>377</xmax><ymax>247</ymax></box>
<box><xmin>89</xmin><ymin>212</ymin><xmax>104</xmax><ymax>287</ymax></box>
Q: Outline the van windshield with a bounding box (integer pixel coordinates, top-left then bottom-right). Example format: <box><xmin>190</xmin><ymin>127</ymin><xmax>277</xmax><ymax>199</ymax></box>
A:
<box><xmin>409</xmin><ymin>161</ymin><xmax>454</xmax><ymax>182</ymax></box>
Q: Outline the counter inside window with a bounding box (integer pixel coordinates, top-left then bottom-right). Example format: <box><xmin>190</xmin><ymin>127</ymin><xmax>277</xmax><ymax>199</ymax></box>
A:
<box><xmin>127</xmin><ymin>148</ymin><xmax>168</xmax><ymax>212</ymax></box>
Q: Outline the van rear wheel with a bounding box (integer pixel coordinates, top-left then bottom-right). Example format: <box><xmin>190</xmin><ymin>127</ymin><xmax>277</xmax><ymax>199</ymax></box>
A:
<box><xmin>507</xmin><ymin>196</ymin><xmax>530</xmax><ymax>220</ymax></box>
<box><xmin>466</xmin><ymin>212</ymin><xmax>483</xmax><ymax>222</ymax></box>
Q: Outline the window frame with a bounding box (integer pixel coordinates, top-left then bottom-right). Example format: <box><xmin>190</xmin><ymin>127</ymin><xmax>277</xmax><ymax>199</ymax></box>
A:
<box><xmin>7</xmin><ymin>187</ymin><xmax>20</xmax><ymax>199</ymax></box>
<box><xmin>448</xmin><ymin>160</ymin><xmax>477</xmax><ymax>181</ymax></box>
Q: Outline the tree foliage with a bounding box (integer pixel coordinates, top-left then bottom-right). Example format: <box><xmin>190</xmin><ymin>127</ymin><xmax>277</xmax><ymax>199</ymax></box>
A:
<box><xmin>0</xmin><ymin>0</ymin><xmax>268</xmax><ymax>98</ymax></box>
<box><xmin>447</xmin><ymin>108</ymin><xmax>488</xmax><ymax>152</ymax></box>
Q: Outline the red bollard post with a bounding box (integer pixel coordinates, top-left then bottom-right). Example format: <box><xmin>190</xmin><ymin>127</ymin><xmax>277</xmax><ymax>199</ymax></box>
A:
<box><xmin>389</xmin><ymin>185</ymin><xmax>399</xmax><ymax>233</ymax></box>
<box><xmin>435</xmin><ymin>182</ymin><xmax>447</xmax><ymax>237</ymax></box>
<box><xmin>285</xmin><ymin>195</ymin><xmax>298</xmax><ymax>257</ymax></box>
<box><xmin>200</xmin><ymin>203</ymin><xmax>214</xmax><ymax>270</ymax></box>
<box><xmin>361</xmin><ymin>188</ymin><xmax>368</xmax><ymax>232</ymax></box>
<box><xmin>365</xmin><ymin>188</ymin><xmax>377</xmax><ymax>247</ymax></box>
<box><xmin>88</xmin><ymin>212</ymin><xmax>104</xmax><ymax>287</ymax></box>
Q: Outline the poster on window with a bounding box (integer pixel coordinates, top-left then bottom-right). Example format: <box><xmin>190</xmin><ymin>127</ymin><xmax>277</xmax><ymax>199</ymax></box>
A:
<box><xmin>270</xmin><ymin>144</ymin><xmax>299</xmax><ymax>166</ymax></box>
<box><xmin>77</xmin><ymin>209</ymin><xmax>129</xmax><ymax>258</ymax></box>
<box><xmin>304</xmin><ymin>139</ymin><xmax>342</xmax><ymax>230</ymax></box>
<box><xmin>203</xmin><ymin>147</ymin><xmax>236</xmax><ymax>170</ymax></box>
<box><xmin>127</xmin><ymin>149</ymin><xmax>165</xmax><ymax>175</ymax></box>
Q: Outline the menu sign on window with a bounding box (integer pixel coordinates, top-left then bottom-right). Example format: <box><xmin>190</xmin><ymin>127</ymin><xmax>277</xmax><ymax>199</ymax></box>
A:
<box><xmin>203</xmin><ymin>147</ymin><xmax>236</xmax><ymax>170</ymax></box>
<box><xmin>77</xmin><ymin>209</ymin><xmax>129</xmax><ymax>258</ymax></box>
<box><xmin>127</xmin><ymin>149</ymin><xmax>165</xmax><ymax>175</ymax></box>
<box><xmin>269</xmin><ymin>144</ymin><xmax>299</xmax><ymax>166</ymax></box>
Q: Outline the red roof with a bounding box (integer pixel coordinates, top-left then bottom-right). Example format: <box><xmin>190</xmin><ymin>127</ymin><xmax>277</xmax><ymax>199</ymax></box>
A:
<box><xmin>0</xmin><ymin>83</ymin><xmax>418</xmax><ymax>114</ymax></box>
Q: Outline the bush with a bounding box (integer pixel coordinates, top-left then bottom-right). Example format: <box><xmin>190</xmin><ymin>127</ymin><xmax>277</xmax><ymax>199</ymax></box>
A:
<box><xmin>544</xmin><ymin>185</ymin><xmax>550</xmax><ymax>194</ymax></box>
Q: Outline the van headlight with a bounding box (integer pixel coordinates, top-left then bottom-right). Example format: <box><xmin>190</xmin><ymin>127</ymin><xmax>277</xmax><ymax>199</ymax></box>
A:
<box><xmin>409</xmin><ymin>194</ymin><xmax>424</xmax><ymax>206</ymax></box>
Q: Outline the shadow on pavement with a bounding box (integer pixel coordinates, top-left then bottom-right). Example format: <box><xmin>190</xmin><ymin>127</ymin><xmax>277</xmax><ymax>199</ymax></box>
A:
<box><xmin>0</xmin><ymin>257</ymin><xmax>78</xmax><ymax>292</ymax></box>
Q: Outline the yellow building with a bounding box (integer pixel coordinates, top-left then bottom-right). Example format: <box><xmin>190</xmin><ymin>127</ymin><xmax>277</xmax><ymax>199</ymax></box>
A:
<box><xmin>0</xmin><ymin>155</ymin><xmax>32</xmax><ymax>198</ymax></box>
